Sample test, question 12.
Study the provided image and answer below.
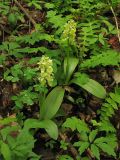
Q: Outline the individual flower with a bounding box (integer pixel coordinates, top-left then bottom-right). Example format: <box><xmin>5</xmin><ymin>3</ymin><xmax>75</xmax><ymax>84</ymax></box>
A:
<box><xmin>37</xmin><ymin>55</ymin><xmax>54</xmax><ymax>86</ymax></box>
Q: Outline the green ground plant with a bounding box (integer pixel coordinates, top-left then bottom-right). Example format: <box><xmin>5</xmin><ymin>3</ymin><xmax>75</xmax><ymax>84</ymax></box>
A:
<box><xmin>62</xmin><ymin>89</ymin><xmax>120</xmax><ymax>159</ymax></box>
<box><xmin>0</xmin><ymin>0</ymin><xmax>120</xmax><ymax>159</ymax></box>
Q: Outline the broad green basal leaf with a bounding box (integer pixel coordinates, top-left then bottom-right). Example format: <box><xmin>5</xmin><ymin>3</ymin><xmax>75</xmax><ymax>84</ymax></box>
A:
<box><xmin>40</xmin><ymin>86</ymin><xmax>65</xmax><ymax>120</ymax></box>
<box><xmin>23</xmin><ymin>119</ymin><xmax>58</xmax><ymax>140</ymax></box>
<box><xmin>64</xmin><ymin>57</ymin><xmax>79</xmax><ymax>83</ymax></box>
<box><xmin>42</xmin><ymin>119</ymin><xmax>58</xmax><ymax>140</ymax></box>
<box><xmin>71</xmin><ymin>74</ymin><xmax>106</xmax><ymax>99</ymax></box>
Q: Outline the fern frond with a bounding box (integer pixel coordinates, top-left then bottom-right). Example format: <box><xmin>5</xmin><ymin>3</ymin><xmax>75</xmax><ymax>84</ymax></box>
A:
<box><xmin>99</xmin><ymin>92</ymin><xmax>120</xmax><ymax>121</ymax></box>
<box><xmin>94</xmin><ymin>133</ymin><xmax>117</xmax><ymax>157</ymax></box>
<box><xmin>98</xmin><ymin>121</ymin><xmax>116</xmax><ymax>133</ymax></box>
<box><xmin>80</xmin><ymin>50</ymin><xmax>120</xmax><ymax>69</ymax></box>
<box><xmin>16</xmin><ymin>32</ymin><xmax>55</xmax><ymax>45</ymax></box>
<box><xmin>46</xmin><ymin>11</ymin><xmax>71</xmax><ymax>35</ymax></box>
<box><xmin>63</xmin><ymin>116</ymin><xmax>90</xmax><ymax>133</ymax></box>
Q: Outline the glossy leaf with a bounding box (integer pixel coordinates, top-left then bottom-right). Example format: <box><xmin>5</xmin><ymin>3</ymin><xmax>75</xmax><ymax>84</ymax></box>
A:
<box><xmin>23</xmin><ymin>119</ymin><xmax>58</xmax><ymax>140</ymax></box>
<box><xmin>42</xmin><ymin>119</ymin><xmax>58</xmax><ymax>140</ymax></box>
<box><xmin>40</xmin><ymin>86</ymin><xmax>65</xmax><ymax>119</ymax></box>
<box><xmin>64</xmin><ymin>57</ymin><xmax>79</xmax><ymax>83</ymax></box>
<box><xmin>72</xmin><ymin>77</ymin><xmax>106</xmax><ymax>99</ymax></box>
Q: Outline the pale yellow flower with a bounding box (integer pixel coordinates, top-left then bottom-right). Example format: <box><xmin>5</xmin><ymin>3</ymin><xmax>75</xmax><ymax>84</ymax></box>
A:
<box><xmin>37</xmin><ymin>55</ymin><xmax>54</xmax><ymax>87</ymax></box>
<box><xmin>62</xmin><ymin>19</ymin><xmax>77</xmax><ymax>44</ymax></box>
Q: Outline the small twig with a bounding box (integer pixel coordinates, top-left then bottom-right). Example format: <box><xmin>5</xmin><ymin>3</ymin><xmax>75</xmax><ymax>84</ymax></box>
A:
<box><xmin>59</xmin><ymin>132</ymin><xmax>78</xmax><ymax>159</ymax></box>
<box><xmin>2</xmin><ymin>30</ymin><xmax>4</xmax><ymax>42</ymax></box>
<box><xmin>14</xmin><ymin>0</ymin><xmax>36</xmax><ymax>28</ymax></box>
<box><xmin>0</xmin><ymin>24</ymin><xmax>11</xmax><ymax>34</ymax></box>
<box><xmin>108</xmin><ymin>1</ymin><xmax>120</xmax><ymax>43</ymax></box>
<box><xmin>28</xmin><ymin>20</ymin><xmax>31</xmax><ymax>33</ymax></box>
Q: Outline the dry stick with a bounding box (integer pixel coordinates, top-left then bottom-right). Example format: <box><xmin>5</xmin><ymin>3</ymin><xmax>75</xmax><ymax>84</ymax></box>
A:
<box><xmin>29</xmin><ymin>20</ymin><xmax>31</xmax><ymax>33</ymax></box>
<box><xmin>0</xmin><ymin>24</ymin><xmax>11</xmax><ymax>34</ymax></box>
<box><xmin>2</xmin><ymin>30</ymin><xmax>4</xmax><ymax>42</ymax></box>
<box><xmin>59</xmin><ymin>133</ymin><xmax>78</xmax><ymax>159</ymax></box>
<box><xmin>14</xmin><ymin>0</ymin><xmax>36</xmax><ymax>28</ymax></box>
<box><xmin>108</xmin><ymin>1</ymin><xmax>120</xmax><ymax>43</ymax></box>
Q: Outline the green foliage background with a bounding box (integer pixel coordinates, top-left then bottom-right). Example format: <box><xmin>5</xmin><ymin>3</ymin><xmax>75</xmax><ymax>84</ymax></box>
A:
<box><xmin>0</xmin><ymin>0</ymin><xmax>120</xmax><ymax>159</ymax></box>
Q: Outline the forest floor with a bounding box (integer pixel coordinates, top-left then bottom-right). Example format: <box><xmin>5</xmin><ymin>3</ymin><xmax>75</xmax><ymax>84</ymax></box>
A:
<box><xmin>1</xmin><ymin>1</ymin><xmax>120</xmax><ymax>160</ymax></box>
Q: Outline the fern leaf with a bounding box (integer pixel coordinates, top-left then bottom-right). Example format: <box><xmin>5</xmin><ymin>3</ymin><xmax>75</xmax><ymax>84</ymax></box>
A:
<box><xmin>99</xmin><ymin>91</ymin><xmax>120</xmax><ymax>121</ymax></box>
<box><xmin>80</xmin><ymin>50</ymin><xmax>120</xmax><ymax>69</ymax></box>
<box><xmin>76</xmin><ymin>120</ymin><xmax>90</xmax><ymax>133</ymax></box>
<box><xmin>62</xmin><ymin>117</ymin><xmax>78</xmax><ymax>131</ymax></box>
<box><xmin>94</xmin><ymin>134</ymin><xmax>117</xmax><ymax>157</ymax></box>
<box><xmin>91</xmin><ymin>144</ymin><xmax>100</xmax><ymax>160</ymax></box>
<box><xmin>98</xmin><ymin>121</ymin><xmax>116</xmax><ymax>133</ymax></box>
<box><xmin>74</xmin><ymin>141</ymin><xmax>89</xmax><ymax>155</ymax></box>
<box><xmin>63</xmin><ymin>117</ymin><xmax>90</xmax><ymax>133</ymax></box>
<box><xmin>89</xmin><ymin>129</ymin><xmax>98</xmax><ymax>143</ymax></box>
<box><xmin>110</xmin><ymin>93</ymin><xmax>120</xmax><ymax>104</ymax></box>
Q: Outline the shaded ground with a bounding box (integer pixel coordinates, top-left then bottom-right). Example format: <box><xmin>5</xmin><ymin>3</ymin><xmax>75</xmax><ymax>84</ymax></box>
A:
<box><xmin>1</xmin><ymin>1</ymin><xmax>120</xmax><ymax>160</ymax></box>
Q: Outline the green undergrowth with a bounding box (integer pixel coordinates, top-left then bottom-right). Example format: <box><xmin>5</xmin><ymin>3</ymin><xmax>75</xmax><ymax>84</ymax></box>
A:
<box><xmin>0</xmin><ymin>0</ymin><xmax>120</xmax><ymax>159</ymax></box>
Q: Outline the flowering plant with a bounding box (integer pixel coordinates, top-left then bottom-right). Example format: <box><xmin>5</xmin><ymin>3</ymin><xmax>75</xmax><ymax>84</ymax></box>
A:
<box><xmin>37</xmin><ymin>55</ymin><xmax>54</xmax><ymax>87</ymax></box>
<box><xmin>61</xmin><ymin>19</ymin><xmax>77</xmax><ymax>45</ymax></box>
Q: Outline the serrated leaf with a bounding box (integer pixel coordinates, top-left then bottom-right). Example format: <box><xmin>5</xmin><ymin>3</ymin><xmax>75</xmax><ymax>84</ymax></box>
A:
<box><xmin>59</xmin><ymin>155</ymin><xmax>73</xmax><ymax>160</ymax></box>
<box><xmin>89</xmin><ymin>130</ymin><xmax>98</xmax><ymax>142</ymax></box>
<box><xmin>80</xmin><ymin>132</ymin><xmax>88</xmax><ymax>141</ymax></box>
<box><xmin>74</xmin><ymin>141</ymin><xmax>89</xmax><ymax>155</ymax></box>
<box><xmin>96</xmin><ymin>142</ymin><xmax>116</xmax><ymax>157</ymax></box>
<box><xmin>103</xmin><ymin>134</ymin><xmax>117</xmax><ymax>148</ymax></box>
<box><xmin>94</xmin><ymin>135</ymin><xmax>117</xmax><ymax>157</ymax></box>
<box><xmin>1</xmin><ymin>126</ymin><xmax>19</xmax><ymax>141</ymax></box>
<box><xmin>73</xmin><ymin>141</ymin><xmax>83</xmax><ymax>147</ymax></box>
<box><xmin>91</xmin><ymin>144</ymin><xmax>100</xmax><ymax>160</ymax></box>
<box><xmin>98</xmin><ymin>121</ymin><xmax>116</xmax><ymax>133</ymax></box>
<box><xmin>1</xmin><ymin>142</ymin><xmax>12</xmax><ymax>160</ymax></box>
<box><xmin>0</xmin><ymin>117</ymin><xmax>17</xmax><ymax>125</ymax></box>
<box><xmin>62</xmin><ymin>117</ymin><xmax>78</xmax><ymax>131</ymax></box>
<box><xmin>45</xmin><ymin>3</ymin><xmax>55</xmax><ymax>9</ymax></box>
<box><xmin>76</xmin><ymin>120</ymin><xmax>90</xmax><ymax>133</ymax></box>
<box><xmin>94</xmin><ymin>137</ymin><xmax>106</xmax><ymax>144</ymax></box>
<box><xmin>106</xmin><ymin>98</ymin><xmax>118</xmax><ymax>109</ymax></box>
<box><xmin>80</xmin><ymin>50</ymin><xmax>119</xmax><ymax>69</ymax></box>
<box><xmin>110</xmin><ymin>93</ymin><xmax>120</xmax><ymax>104</ymax></box>
<box><xmin>40</xmin><ymin>86</ymin><xmax>65</xmax><ymax>120</ymax></box>
<box><xmin>63</xmin><ymin>117</ymin><xmax>90</xmax><ymax>133</ymax></box>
